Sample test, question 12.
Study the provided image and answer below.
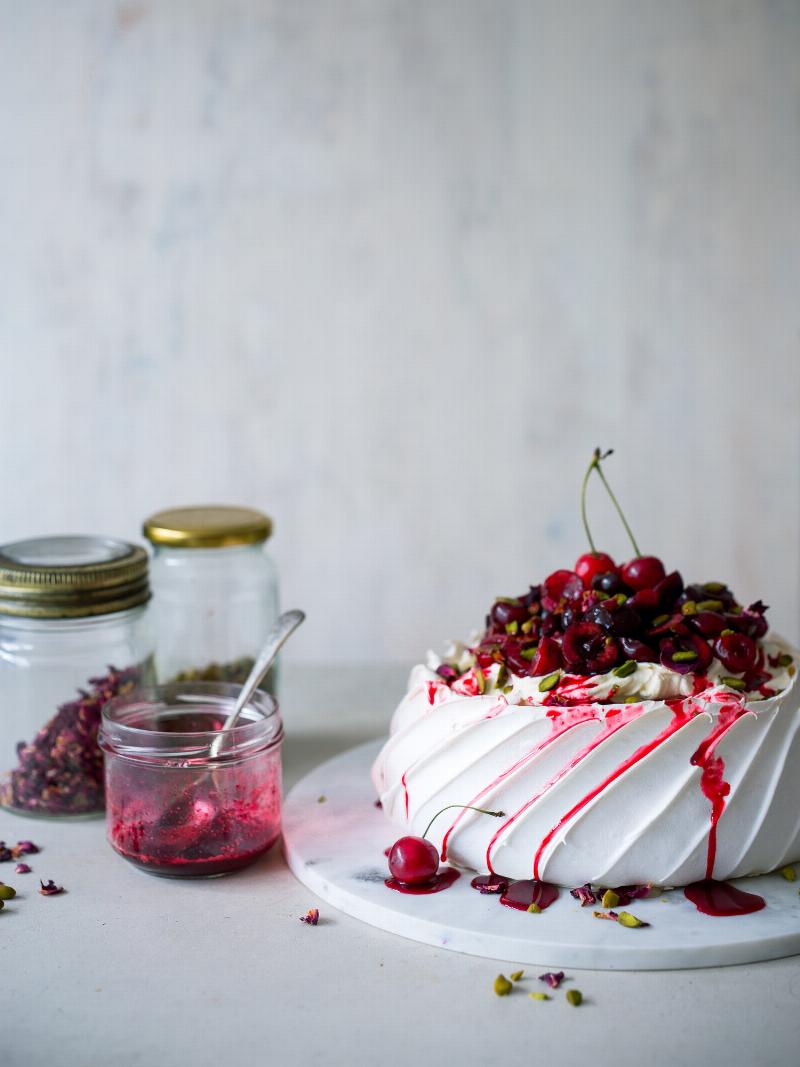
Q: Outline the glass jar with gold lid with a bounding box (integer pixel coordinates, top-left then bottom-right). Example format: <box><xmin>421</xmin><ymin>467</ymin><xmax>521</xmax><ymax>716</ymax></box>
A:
<box><xmin>143</xmin><ymin>506</ymin><xmax>280</xmax><ymax>693</ymax></box>
<box><xmin>0</xmin><ymin>535</ymin><xmax>154</xmax><ymax>819</ymax></box>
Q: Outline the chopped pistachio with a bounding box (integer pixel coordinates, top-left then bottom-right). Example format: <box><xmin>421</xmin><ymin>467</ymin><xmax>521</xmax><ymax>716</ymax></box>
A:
<box><xmin>529</xmin><ymin>992</ymin><xmax>550</xmax><ymax>1001</ymax></box>
<box><xmin>566</xmin><ymin>989</ymin><xmax>583</xmax><ymax>1007</ymax></box>
<box><xmin>720</xmin><ymin>628</ymin><xmax>735</xmax><ymax>637</ymax></box>
<box><xmin>681</xmin><ymin>601</ymin><xmax>697</xmax><ymax>616</ymax></box>
<box><xmin>538</xmin><ymin>671</ymin><xmax>561</xmax><ymax>693</ymax></box>
<box><xmin>672</xmin><ymin>650</ymin><xmax>698</xmax><ymax>663</ymax></box>
<box><xmin>777</xmin><ymin>653</ymin><xmax>793</xmax><ymax>668</ymax></box>
<box><xmin>317</xmin><ymin>795</ymin><xmax>327</xmax><ymax>804</ymax></box>
<box><xmin>521</xmin><ymin>619</ymin><xmax>534</xmax><ymax>634</ymax></box>
<box><xmin>520</xmin><ymin>646</ymin><xmax>538</xmax><ymax>660</ymax></box>
<box><xmin>494</xmin><ymin>974</ymin><xmax>513</xmax><ymax>996</ymax></box>
<box><xmin>505</xmin><ymin>621</ymin><xmax>518</xmax><ymax>636</ymax></box>
<box><xmin>601</xmin><ymin>889</ymin><xmax>620</xmax><ymax>909</ymax></box>
<box><xmin>617</xmin><ymin>911</ymin><xmax>649</xmax><ymax>928</ymax></box>
<box><xmin>527</xmin><ymin>903</ymin><xmax>542</xmax><ymax>914</ymax></box>
<box><xmin>696</xmin><ymin>599</ymin><xmax>724</xmax><ymax>613</ymax></box>
<box><xmin>780</xmin><ymin>865</ymin><xmax>796</xmax><ymax>882</ymax></box>
<box><xmin>612</xmin><ymin>659</ymin><xmax>637</xmax><ymax>678</ymax></box>
<box><xmin>624</xmin><ymin>695</ymin><xmax>641</xmax><ymax>704</ymax></box>
<box><xmin>594</xmin><ymin>591</ymin><xmax>610</xmax><ymax>601</ymax></box>
<box><xmin>653</xmin><ymin>613</ymin><xmax>670</xmax><ymax>627</ymax></box>
<box><xmin>0</xmin><ymin>885</ymin><xmax>15</xmax><ymax>900</ymax></box>
<box><xmin>703</xmin><ymin>581</ymin><xmax>726</xmax><ymax>594</ymax></box>
<box><xmin>613</xmin><ymin>593</ymin><xmax>628</xmax><ymax>606</ymax></box>
<box><xmin>502</xmin><ymin>685</ymin><xmax>514</xmax><ymax>695</ymax></box>
<box><xmin>510</xmin><ymin>970</ymin><xmax>524</xmax><ymax>981</ymax></box>
<box><xmin>721</xmin><ymin>676</ymin><xmax>747</xmax><ymax>691</ymax></box>
<box><xmin>475</xmin><ymin>666</ymin><xmax>486</xmax><ymax>694</ymax></box>
<box><xmin>496</xmin><ymin>664</ymin><xmax>508</xmax><ymax>688</ymax></box>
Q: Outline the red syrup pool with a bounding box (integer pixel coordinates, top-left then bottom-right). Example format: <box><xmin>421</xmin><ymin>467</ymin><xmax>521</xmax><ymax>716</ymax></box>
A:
<box><xmin>499</xmin><ymin>878</ymin><xmax>559</xmax><ymax>911</ymax></box>
<box><xmin>385</xmin><ymin>868</ymin><xmax>461</xmax><ymax>894</ymax></box>
<box><xmin>684</xmin><ymin>879</ymin><xmax>766</xmax><ymax>917</ymax></box>
<box><xmin>470</xmin><ymin>874</ymin><xmax>511</xmax><ymax>894</ymax></box>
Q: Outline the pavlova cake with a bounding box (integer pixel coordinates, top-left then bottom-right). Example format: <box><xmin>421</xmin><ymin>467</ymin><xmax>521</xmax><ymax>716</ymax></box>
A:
<box><xmin>372</xmin><ymin>452</ymin><xmax>799</xmax><ymax>890</ymax></box>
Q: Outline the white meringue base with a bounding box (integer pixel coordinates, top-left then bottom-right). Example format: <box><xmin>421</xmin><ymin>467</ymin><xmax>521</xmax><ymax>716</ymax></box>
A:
<box><xmin>372</xmin><ymin>645</ymin><xmax>800</xmax><ymax>888</ymax></box>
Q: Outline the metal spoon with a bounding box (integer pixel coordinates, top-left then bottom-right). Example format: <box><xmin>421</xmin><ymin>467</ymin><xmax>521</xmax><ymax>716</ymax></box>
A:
<box><xmin>209</xmin><ymin>609</ymin><xmax>305</xmax><ymax>758</ymax></box>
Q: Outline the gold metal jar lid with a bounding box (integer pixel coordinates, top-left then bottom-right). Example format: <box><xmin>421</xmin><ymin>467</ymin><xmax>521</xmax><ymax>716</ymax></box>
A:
<box><xmin>142</xmin><ymin>506</ymin><xmax>273</xmax><ymax>549</ymax></box>
<box><xmin>0</xmin><ymin>536</ymin><xmax>150</xmax><ymax>619</ymax></box>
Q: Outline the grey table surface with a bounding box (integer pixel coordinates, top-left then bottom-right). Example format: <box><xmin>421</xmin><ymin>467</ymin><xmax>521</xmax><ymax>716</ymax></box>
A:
<box><xmin>5</xmin><ymin>664</ymin><xmax>800</xmax><ymax>1067</ymax></box>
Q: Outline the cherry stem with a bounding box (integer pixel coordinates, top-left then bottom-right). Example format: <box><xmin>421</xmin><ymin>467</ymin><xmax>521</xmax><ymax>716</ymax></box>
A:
<box><xmin>422</xmin><ymin>804</ymin><xmax>505</xmax><ymax>841</ymax></box>
<box><xmin>592</xmin><ymin>449</ymin><xmax>642</xmax><ymax>557</ymax></box>
<box><xmin>580</xmin><ymin>454</ymin><xmax>600</xmax><ymax>555</ymax></box>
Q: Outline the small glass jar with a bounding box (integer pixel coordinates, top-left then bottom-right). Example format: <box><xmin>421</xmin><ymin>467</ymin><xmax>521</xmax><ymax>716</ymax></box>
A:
<box><xmin>0</xmin><ymin>536</ymin><xmax>153</xmax><ymax>818</ymax></box>
<box><xmin>100</xmin><ymin>682</ymin><xmax>283</xmax><ymax>877</ymax></box>
<box><xmin>143</xmin><ymin>506</ymin><xmax>279</xmax><ymax>692</ymax></box>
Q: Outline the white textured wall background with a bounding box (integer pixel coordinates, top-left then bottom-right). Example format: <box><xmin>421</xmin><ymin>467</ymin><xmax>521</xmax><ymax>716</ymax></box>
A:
<box><xmin>0</xmin><ymin>1</ymin><xmax>798</xmax><ymax>662</ymax></box>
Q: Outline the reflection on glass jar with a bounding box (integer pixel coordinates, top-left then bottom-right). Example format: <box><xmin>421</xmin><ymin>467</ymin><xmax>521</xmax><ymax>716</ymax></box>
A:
<box><xmin>0</xmin><ymin>536</ymin><xmax>153</xmax><ymax>818</ymax></box>
<box><xmin>143</xmin><ymin>506</ymin><xmax>280</xmax><ymax>693</ymax></box>
<box><xmin>100</xmin><ymin>683</ymin><xmax>283</xmax><ymax>877</ymax></box>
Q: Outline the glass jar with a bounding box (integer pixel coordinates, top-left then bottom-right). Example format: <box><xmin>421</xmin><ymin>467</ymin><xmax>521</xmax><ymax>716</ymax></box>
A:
<box><xmin>143</xmin><ymin>506</ymin><xmax>279</xmax><ymax>692</ymax></box>
<box><xmin>100</xmin><ymin>682</ymin><xmax>283</xmax><ymax>878</ymax></box>
<box><xmin>0</xmin><ymin>536</ymin><xmax>153</xmax><ymax>818</ymax></box>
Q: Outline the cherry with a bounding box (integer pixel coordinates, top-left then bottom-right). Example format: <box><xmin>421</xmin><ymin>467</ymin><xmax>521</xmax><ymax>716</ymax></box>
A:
<box><xmin>575</xmin><ymin>552</ymin><xmax>616</xmax><ymax>590</ymax></box>
<box><xmin>653</xmin><ymin>570</ymin><xmax>684</xmax><ymax>607</ymax></box>
<box><xmin>714</xmin><ymin>632</ymin><xmax>757</xmax><ymax>674</ymax></box>
<box><xmin>388</xmin><ymin>837</ymin><xmax>439</xmax><ymax>886</ymax></box>
<box><xmin>660</xmin><ymin>634</ymin><xmax>712</xmax><ymax>675</ymax></box>
<box><xmin>542</xmin><ymin>570</ymin><xmax>583</xmax><ymax>609</ymax></box>
<box><xmin>620</xmin><ymin>637</ymin><xmax>658</xmax><ymax>662</ymax></box>
<box><xmin>688</xmin><ymin>611</ymin><xmax>727</xmax><ymax>638</ymax></box>
<box><xmin>606</xmin><ymin>603</ymin><xmax>642</xmax><ymax>637</ymax></box>
<box><xmin>530</xmin><ymin>636</ymin><xmax>562</xmax><ymax>676</ymax></box>
<box><xmin>591</xmin><ymin>571</ymin><xmax>627</xmax><ymax>596</ymax></box>
<box><xmin>490</xmin><ymin>599</ymin><xmax>529</xmax><ymax>629</ymax></box>
<box><xmin>626</xmin><ymin>588</ymin><xmax>659</xmax><ymax>614</ymax></box>
<box><xmin>621</xmin><ymin>556</ymin><xmax>666</xmax><ymax>591</ymax></box>
<box><xmin>563</xmin><ymin>622</ymin><xmax>619</xmax><ymax>672</ymax></box>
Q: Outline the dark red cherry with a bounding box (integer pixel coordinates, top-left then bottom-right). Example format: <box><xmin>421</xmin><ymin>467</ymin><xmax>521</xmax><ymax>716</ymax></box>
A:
<box><xmin>575</xmin><ymin>553</ymin><xmax>616</xmax><ymax>590</ymax></box>
<box><xmin>714</xmin><ymin>632</ymin><xmax>757</xmax><ymax>674</ymax></box>
<box><xmin>562</xmin><ymin>622</ymin><xmax>618</xmax><ymax>672</ymax></box>
<box><xmin>586</xmin><ymin>636</ymin><xmax>620</xmax><ymax>673</ymax></box>
<box><xmin>584</xmin><ymin>604</ymin><xmax>614</xmax><ymax>631</ymax></box>
<box><xmin>620</xmin><ymin>637</ymin><xmax>658</xmax><ymax>662</ymax></box>
<box><xmin>542</xmin><ymin>570</ymin><xmax>584</xmax><ymax>609</ymax></box>
<box><xmin>490</xmin><ymin>600</ymin><xmax>529</xmax><ymax>629</ymax></box>
<box><xmin>688</xmin><ymin>611</ymin><xmax>727</xmax><ymax>638</ymax></box>
<box><xmin>648</xmin><ymin>613</ymin><xmax>689</xmax><ymax>639</ymax></box>
<box><xmin>591</xmin><ymin>571</ymin><xmax>626</xmax><ymax>596</ymax></box>
<box><xmin>388</xmin><ymin>836</ymin><xmax>439</xmax><ymax>886</ymax></box>
<box><xmin>621</xmin><ymin>556</ymin><xmax>666</xmax><ymax>591</ymax></box>
<box><xmin>660</xmin><ymin>634</ymin><xmax>712</xmax><ymax>674</ymax></box>
<box><xmin>626</xmin><ymin>588</ymin><xmax>659</xmax><ymax>615</ymax></box>
<box><xmin>607</xmin><ymin>603</ymin><xmax>642</xmax><ymax>637</ymax></box>
<box><xmin>653</xmin><ymin>570</ymin><xmax>684</xmax><ymax>608</ymax></box>
<box><xmin>530</xmin><ymin>636</ymin><xmax>562</xmax><ymax>676</ymax></box>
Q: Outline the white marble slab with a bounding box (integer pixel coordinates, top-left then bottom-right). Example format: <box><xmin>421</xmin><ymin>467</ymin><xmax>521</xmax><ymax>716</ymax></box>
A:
<box><xmin>284</xmin><ymin>740</ymin><xmax>800</xmax><ymax>970</ymax></box>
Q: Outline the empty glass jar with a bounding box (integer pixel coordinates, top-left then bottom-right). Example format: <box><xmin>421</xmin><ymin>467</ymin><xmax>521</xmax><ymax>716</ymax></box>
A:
<box><xmin>0</xmin><ymin>536</ymin><xmax>153</xmax><ymax>818</ymax></box>
<box><xmin>143</xmin><ymin>506</ymin><xmax>280</xmax><ymax>692</ymax></box>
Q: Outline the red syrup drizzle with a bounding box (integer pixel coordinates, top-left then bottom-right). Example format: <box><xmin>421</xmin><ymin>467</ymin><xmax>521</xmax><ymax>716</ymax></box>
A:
<box><xmin>499</xmin><ymin>878</ymin><xmax>559</xmax><ymax>911</ymax></box>
<box><xmin>532</xmin><ymin>702</ymin><xmax>694</xmax><ymax>879</ymax></box>
<box><xmin>470</xmin><ymin>873</ymin><xmax>510</xmax><ymax>893</ymax></box>
<box><xmin>682</xmin><ymin>703</ymin><xmax>765</xmax><ymax>916</ymax></box>
<box><xmin>485</xmin><ymin>702</ymin><xmax>648</xmax><ymax>875</ymax></box>
<box><xmin>684</xmin><ymin>879</ymin><xmax>765</xmax><ymax>916</ymax></box>
<box><xmin>385</xmin><ymin>867</ymin><xmax>461</xmax><ymax>894</ymax></box>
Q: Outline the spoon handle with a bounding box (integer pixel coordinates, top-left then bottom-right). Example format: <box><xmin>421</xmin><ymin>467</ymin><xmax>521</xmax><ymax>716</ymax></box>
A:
<box><xmin>210</xmin><ymin>609</ymin><xmax>305</xmax><ymax>757</ymax></box>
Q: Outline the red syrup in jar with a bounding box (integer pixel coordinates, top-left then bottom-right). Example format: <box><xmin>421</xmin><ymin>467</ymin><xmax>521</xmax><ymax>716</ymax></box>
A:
<box><xmin>499</xmin><ymin>879</ymin><xmax>559</xmax><ymax>911</ymax></box>
<box><xmin>684</xmin><ymin>880</ymin><xmax>765</xmax><ymax>917</ymax></box>
<box><xmin>385</xmin><ymin>868</ymin><xmax>461</xmax><ymax>894</ymax></box>
<box><xmin>104</xmin><ymin>709</ymin><xmax>282</xmax><ymax>878</ymax></box>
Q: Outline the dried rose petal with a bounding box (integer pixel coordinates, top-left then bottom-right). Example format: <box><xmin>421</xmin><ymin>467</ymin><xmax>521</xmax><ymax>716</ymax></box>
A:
<box><xmin>570</xmin><ymin>883</ymin><xmax>597</xmax><ymax>907</ymax></box>
<box><xmin>539</xmin><ymin>971</ymin><xmax>565</xmax><ymax>989</ymax></box>
<box><xmin>0</xmin><ymin>843</ymin><xmax>12</xmax><ymax>863</ymax></box>
<box><xmin>593</xmin><ymin>909</ymin><xmax>619</xmax><ymax>921</ymax></box>
<box><xmin>39</xmin><ymin>879</ymin><xmax>64</xmax><ymax>896</ymax></box>
<box><xmin>299</xmin><ymin>907</ymin><xmax>319</xmax><ymax>925</ymax></box>
<box><xmin>612</xmin><ymin>883</ymin><xmax>652</xmax><ymax>906</ymax></box>
<box><xmin>435</xmin><ymin>664</ymin><xmax>458</xmax><ymax>683</ymax></box>
<box><xmin>15</xmin><ymin>863</ymin><xmax>32</xmax><ymax>874</ymax></box>
<box><xmin>15</xmin><ymin>840</ymin><xmax>39</xmax><ymax>855</ymax></box>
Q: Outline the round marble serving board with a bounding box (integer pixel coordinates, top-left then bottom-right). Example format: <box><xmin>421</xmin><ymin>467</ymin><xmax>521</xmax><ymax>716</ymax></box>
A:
<box><xmin>283</xmin><ymin>739</ymin><xmax>800</xmax><ymax>970</ymax></box>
